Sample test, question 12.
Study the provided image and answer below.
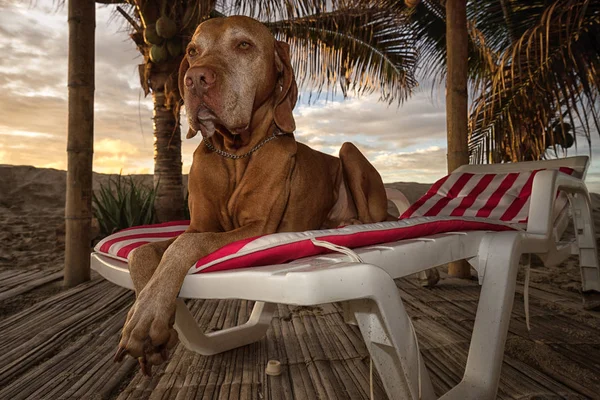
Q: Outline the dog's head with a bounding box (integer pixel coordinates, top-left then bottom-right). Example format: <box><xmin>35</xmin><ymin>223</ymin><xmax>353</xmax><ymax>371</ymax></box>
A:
<box><xmin>179</xmin><ymin>16</ymin><xmax>298</xmax><ymax>140</ymax></box>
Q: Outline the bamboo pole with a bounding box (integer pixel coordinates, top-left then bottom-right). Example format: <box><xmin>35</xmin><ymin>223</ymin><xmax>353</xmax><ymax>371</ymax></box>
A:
<box><xmin>446</xmin><ymin>0</ymin><xmax>471</xmax><ymax>278</ymax></box>
<box><xmin>65</xmin><ymin>0</ymin><xmax>95</xmax><ymax>287</ymax></box>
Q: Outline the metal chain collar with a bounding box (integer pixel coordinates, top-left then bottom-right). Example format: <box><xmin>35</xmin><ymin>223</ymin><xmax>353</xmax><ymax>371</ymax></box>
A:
<box><xmin>203</xmin><ymin>129</ymin><xmax>283</xmax><ymax>159</ymax></box>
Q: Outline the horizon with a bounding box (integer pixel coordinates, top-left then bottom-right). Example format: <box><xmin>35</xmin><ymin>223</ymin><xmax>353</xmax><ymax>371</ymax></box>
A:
<box><xmin>2</xmin><ymin>1</ymin><xmax>600</xmax><ymax>192</ymax></box>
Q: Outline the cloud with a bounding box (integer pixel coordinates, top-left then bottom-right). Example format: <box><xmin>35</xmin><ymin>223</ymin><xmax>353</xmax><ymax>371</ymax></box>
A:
<box><xmin>3</xmin><ymin>0</ymin><xmax>600</xmax><ymax>194</ymax></box>
<box><xmin>294</xmin><ymin>92</ymin><xmax>447</xmax><ymax>150</ymax></box>
<box><xmin>0</xmin><ymin>0</ymin><xmax>156</xmax><ymax>174</ymax></box>
<box><xmin>0</xmin><ymin>0</ymin><xmax>454</xmax><ymax>186</ymax></box>
<box><xmin>371</xmin><ymin>147</ymin><xmax>447</xmax><ymax>184</ymax></box>
<box><xmin>290</xmin><ymin>92</ymin><xmax>449</xmax><ymax>183</ymax></box>
<box><xmin>0</xmin><ymin>130</ymin><xmax>55</xmax><ymax>138</ymax></box>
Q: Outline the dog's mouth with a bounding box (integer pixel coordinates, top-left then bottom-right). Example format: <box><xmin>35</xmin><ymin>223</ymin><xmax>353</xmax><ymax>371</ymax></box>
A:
<box><xmin>188</xmin><ymin>104</ymin><xmax>218</xmax><ymax>138</ymax></box>
<box><xmin>186</xmin><ymin>93</ymin><xmax>250</xmax><ymax>141</ymax></box>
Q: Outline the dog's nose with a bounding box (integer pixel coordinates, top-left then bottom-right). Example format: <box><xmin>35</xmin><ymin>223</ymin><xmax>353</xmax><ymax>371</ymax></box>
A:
<box><xmin>185</xmin><ymin>66</ymin><xmax>216</xmax><ymax>91</ymax></box>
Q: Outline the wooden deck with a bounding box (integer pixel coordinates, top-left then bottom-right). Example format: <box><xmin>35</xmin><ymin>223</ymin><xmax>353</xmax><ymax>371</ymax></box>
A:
<box><xmin>0</xmin><ymin>261</ymin><xmax>599</xmax><ymax>399</ymax></box>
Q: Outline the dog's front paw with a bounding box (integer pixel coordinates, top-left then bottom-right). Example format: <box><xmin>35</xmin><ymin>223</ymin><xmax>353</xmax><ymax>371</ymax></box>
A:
<box><xmin>114</xmin><ymin>288</ymin><xmax>178</xmax><ymax>376</ymax></box>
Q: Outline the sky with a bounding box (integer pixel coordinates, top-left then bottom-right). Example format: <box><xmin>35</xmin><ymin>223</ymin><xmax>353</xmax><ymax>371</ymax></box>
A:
<box><xmin>1</xmin><ymin>0</ymin><xmax>600</xmax><ymax>191</ymax></box>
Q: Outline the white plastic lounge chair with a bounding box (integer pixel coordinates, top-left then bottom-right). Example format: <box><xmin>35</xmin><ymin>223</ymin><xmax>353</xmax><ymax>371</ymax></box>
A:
<box><xmin>91</xmin><ymin>156</ymin><xmax>600</xmax><ymax>400</ymax></box>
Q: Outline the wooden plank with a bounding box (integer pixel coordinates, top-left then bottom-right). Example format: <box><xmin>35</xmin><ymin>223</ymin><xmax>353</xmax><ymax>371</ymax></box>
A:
<box><xmin>0</xmin><ymin>269</ymin><xmax>26</xmax><ymax>282</ymax></box>
<box><xmin>237</xmin><ymin>301</ymin><xmax>254</xmax><ymax>400</ymax></box>
<box><xmin>0</xmin><ymin>299</ymin><xmax>137</xmax><ymax>400</ymax></box>
<box><xmin>1</xmin><ymin>262</ymin><xmax>600</xmax><ymax>400</ymax></box>
<box><xmin>266</xmin><ymin>307</ymin><xmax>293</xmax><ymax>400</ymax></box>
<box><xmin>500</xmin><ymin>343</ymin><xmax>590</xmax><ymax>398</ymax></box>
<box><xmin>0</xmin><ymin>278</ymin><xmax>108</xmax><ymax>347</ymax></box>
<box><xmin>277</xmin><ymin>304</ymin><xmax>316</xmax><ymax>400</ymax></box>
<box><xmin>311</xmin><ymin>307</ymin><xmax>382</xmax><ymax>399</ymax></box>
<box><xmin>294</xmin><ymin>308</ymin><xmax>343</xmax><ymax>400</ymax></box>
<box><xmin>0</xmin><ymin>280</ymin><xmax>132</xmax><ymax>386</ymax></box>
<box><xmin>0</xmin><ymin>269</ymin><xmax>44</xmax><ymax>288</ymax></box>
<box><xmin>421</xmin><ymin>345</ymin><xmax>465</xmax><ymax>395</ymax></box>
<box><xmin>148</xmin><ymin>300</ymin><xmax>205</xmax><ymax>400</ymax></box>
<box><xmin>548</xmin><ymin>343</ymin><xmax>600</xmax><ymax>374</ymax></box>
<box><xmin>0</xmin><ymin>271</ymin><xmax>63</xmax><ymax>301</ymax></box>
<box><xmin>503</xmin><ymin>336</ymin><xmax>599</xmax><ymax>398</ymax></box>
<box><xmin>397</xmin><ymin>276</ymin><xmax>597</xmax><ymax>399</ymax></box>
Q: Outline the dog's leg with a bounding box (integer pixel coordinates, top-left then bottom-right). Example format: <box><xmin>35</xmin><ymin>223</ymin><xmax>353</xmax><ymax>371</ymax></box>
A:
<box><xmin>129</xmin><ymin>238</ymin><xmax>177</xmax><ymax>294</ymax></box>
<box><xmin>115</xmin><ymin>226</ymin><xmax>268</xmax><ymax>375</ymax></box>
<box><xmin>117</xmin><ymin>238</ymin><xmax>178</xmax><ymax>375</ymax></box>
<box><xmin>339</xmin><ymin>142</ymin><xmax>390</xmax><ymax>223</ymax></box>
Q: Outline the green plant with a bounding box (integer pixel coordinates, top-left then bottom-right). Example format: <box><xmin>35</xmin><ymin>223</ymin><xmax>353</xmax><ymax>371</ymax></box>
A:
<box><xmin>92</xmin><ymin>174</ymin><xmax>157</xmax><ymax>236</ymax></box>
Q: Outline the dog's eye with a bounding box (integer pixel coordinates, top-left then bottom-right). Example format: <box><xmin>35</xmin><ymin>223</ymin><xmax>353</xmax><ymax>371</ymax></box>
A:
<box><xmin>238</xmin><ymin>41</ymin><xmax>251</xmax><ymax>49</ymax></box>
<box><xmin>187</xmin><ymin>47</ymin><xmax>198</xmax><ymax>57</ymax></box>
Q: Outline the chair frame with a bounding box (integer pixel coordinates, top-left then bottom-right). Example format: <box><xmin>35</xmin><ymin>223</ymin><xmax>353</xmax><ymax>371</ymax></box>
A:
<box><xmin>91</xmin><ymin>156</ymin><xmax>600</xmax><ymax>399</ymax></box>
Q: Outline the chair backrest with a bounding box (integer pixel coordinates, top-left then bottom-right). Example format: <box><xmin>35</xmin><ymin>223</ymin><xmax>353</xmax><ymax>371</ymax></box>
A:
<box><xmin>454</xmin><ymin>156</ymin><xmax>589</xmax><ymax>179</ymax></box>
<box><xmin>400</xmin><ymin>156</ymin><xmax>590</xmax><ymax>225</ymax></box>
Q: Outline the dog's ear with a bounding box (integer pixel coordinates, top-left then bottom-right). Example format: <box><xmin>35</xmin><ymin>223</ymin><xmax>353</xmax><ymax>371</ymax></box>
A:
<box><xmin>178</xmin><ymin>56</ymin><xmax>190</xmax><ymax>97</ymax></box>
<box><xmin>273</xmin><ymin>41</ymin><xmax>298</xmax><ymax>134</ymax></box>
<box><xmin>178</xmin><ymin>56</ymin><xmax>197</xmax><ymax>139</ymax></box>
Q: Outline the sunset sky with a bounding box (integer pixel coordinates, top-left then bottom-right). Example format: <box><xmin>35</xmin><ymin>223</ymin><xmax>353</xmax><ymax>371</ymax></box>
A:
<box><xmin>2</xmin><ymin>0</ymin><xmax>600</xmax><ymax>191</ymax></box>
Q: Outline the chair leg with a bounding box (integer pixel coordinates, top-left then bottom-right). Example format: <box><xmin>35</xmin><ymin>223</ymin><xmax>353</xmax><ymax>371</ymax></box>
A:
<box><xmin>417</xmin><ymin>268</ymin><xmax>440</xmax><ymax>287</ymax></box>
<box><xmin>440</xmin><ymin>232</ymin><xmax>522</xmax><ymax>400</ymax></box>
<box><xmin>174</xmin><ymin>299</ymin><xmax>276</xmax><ymax>356</ymax></box>
<box><xmin>348</xmin><ymin>282</ymin><xmax>436</xmax><ymax>400</ymax></box>
<box><xmin>571</xmin><ymin>194</ymin><xmax>600</xmax><ymax>297</ymax></box>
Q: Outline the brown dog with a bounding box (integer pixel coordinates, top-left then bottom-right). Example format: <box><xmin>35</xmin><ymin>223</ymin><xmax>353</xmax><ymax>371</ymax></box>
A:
<box><xmin>114</xmin><ymin>15</ymin><xmax>393</xmax><ymax>375</ymax></box>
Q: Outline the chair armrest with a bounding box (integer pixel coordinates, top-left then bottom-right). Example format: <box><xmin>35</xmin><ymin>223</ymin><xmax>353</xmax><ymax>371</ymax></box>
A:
<box><xmin>527</xmin><ymin>170</ymin><xmax>591</xmax><ymax>238</ymax></box>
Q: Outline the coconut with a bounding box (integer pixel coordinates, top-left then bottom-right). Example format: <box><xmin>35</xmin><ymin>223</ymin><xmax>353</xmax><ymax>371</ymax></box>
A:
<box><xmin>167</xmin><ymin>39</ymin><xmax>183</xmax><ymax>57</ymax></box>
<box><xmin>149</xmin><ymin>44</ymin><xmax>168</xmax><ymax>63</ymax></box>
<box><xmin>156</xmin><ymin>16</ymin><xmax>178</xmax><ymax>39</ymax></box>
<box><xmin>144</xmin><ymin>24</ymin><xmax>162</xmax><ymax>45</ymax></box>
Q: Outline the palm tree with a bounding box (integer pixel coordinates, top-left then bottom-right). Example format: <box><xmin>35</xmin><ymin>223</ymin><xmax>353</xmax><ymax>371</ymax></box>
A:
<box><xmin>111</xmin><ymin>0</ymin><xmax>421</xmax><ymax>222</ymax></box>
<box><xmin>391</xmin><ymin>0</ymin><xmax>600</xmax><ymax>164</ymax></box>
<box><xmin>469</xmin><ymin>0</ymin><xmax>600</xmax><ymax>164</ymax></box>
<box><xmin>112</xmin><ymin>1</ymin><xmax>212</xmax><ymax>222</ymax></box>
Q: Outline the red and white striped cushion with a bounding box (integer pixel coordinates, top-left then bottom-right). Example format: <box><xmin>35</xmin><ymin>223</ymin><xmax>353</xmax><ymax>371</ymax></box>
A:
<box><xmin>94</xmin><ymin>166</ymin><xmax>577</xmax><ymax>274</ymax></box>
<box><xmin>94</xmin><ymin>217</ymin><xmax>515</xmax><ymax>274</ymax></box>
<box><xmin>400</xmin><ymin>167</ymin><xmax>575</xmax><ymax>224</ymax></box>
<box><xmin>95</xmin><ymin>220</ymin><xmax>190</xmax><ymax>260</ymax></box>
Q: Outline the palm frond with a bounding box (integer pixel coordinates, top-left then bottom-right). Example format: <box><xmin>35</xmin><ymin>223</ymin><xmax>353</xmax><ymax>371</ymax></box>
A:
<box><xmin>267</xmin><ymin>6</ymin><xmax>418</xmax><ymax>103</ymax></box>
<box><xmin>469</xmin><ymin>0</ymin><xmax>600</xmax><ymax>163</ymax></box>
<box><xmin>111</xmin><ymin>1</ymin><xmax>422</xmax><ymax>106</ymax></box>
<box><xmin>384</xmin><ymin>0</ymin><xmax>497</xmax><ymax>88</ymax></box>
<box><xmin>222</xmin><ymin>0</ymin><xmax>333</xmax><ymax>21</ymax></box>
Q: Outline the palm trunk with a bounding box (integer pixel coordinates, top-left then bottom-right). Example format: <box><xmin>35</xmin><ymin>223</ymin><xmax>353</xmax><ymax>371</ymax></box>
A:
<box><xmin>64</xmin><ymin>0</ymin><xmax>95</xmax><ymax>287</ymax></box>
<box><xmin>446</xmin><ymin>0</ymin><xmax>471</xmax><ymax>278</ymax></box>
<box><xmin>152</xmin><ymin>85</ymin><xmax>184</xmax><ymax>223</ymax></box>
